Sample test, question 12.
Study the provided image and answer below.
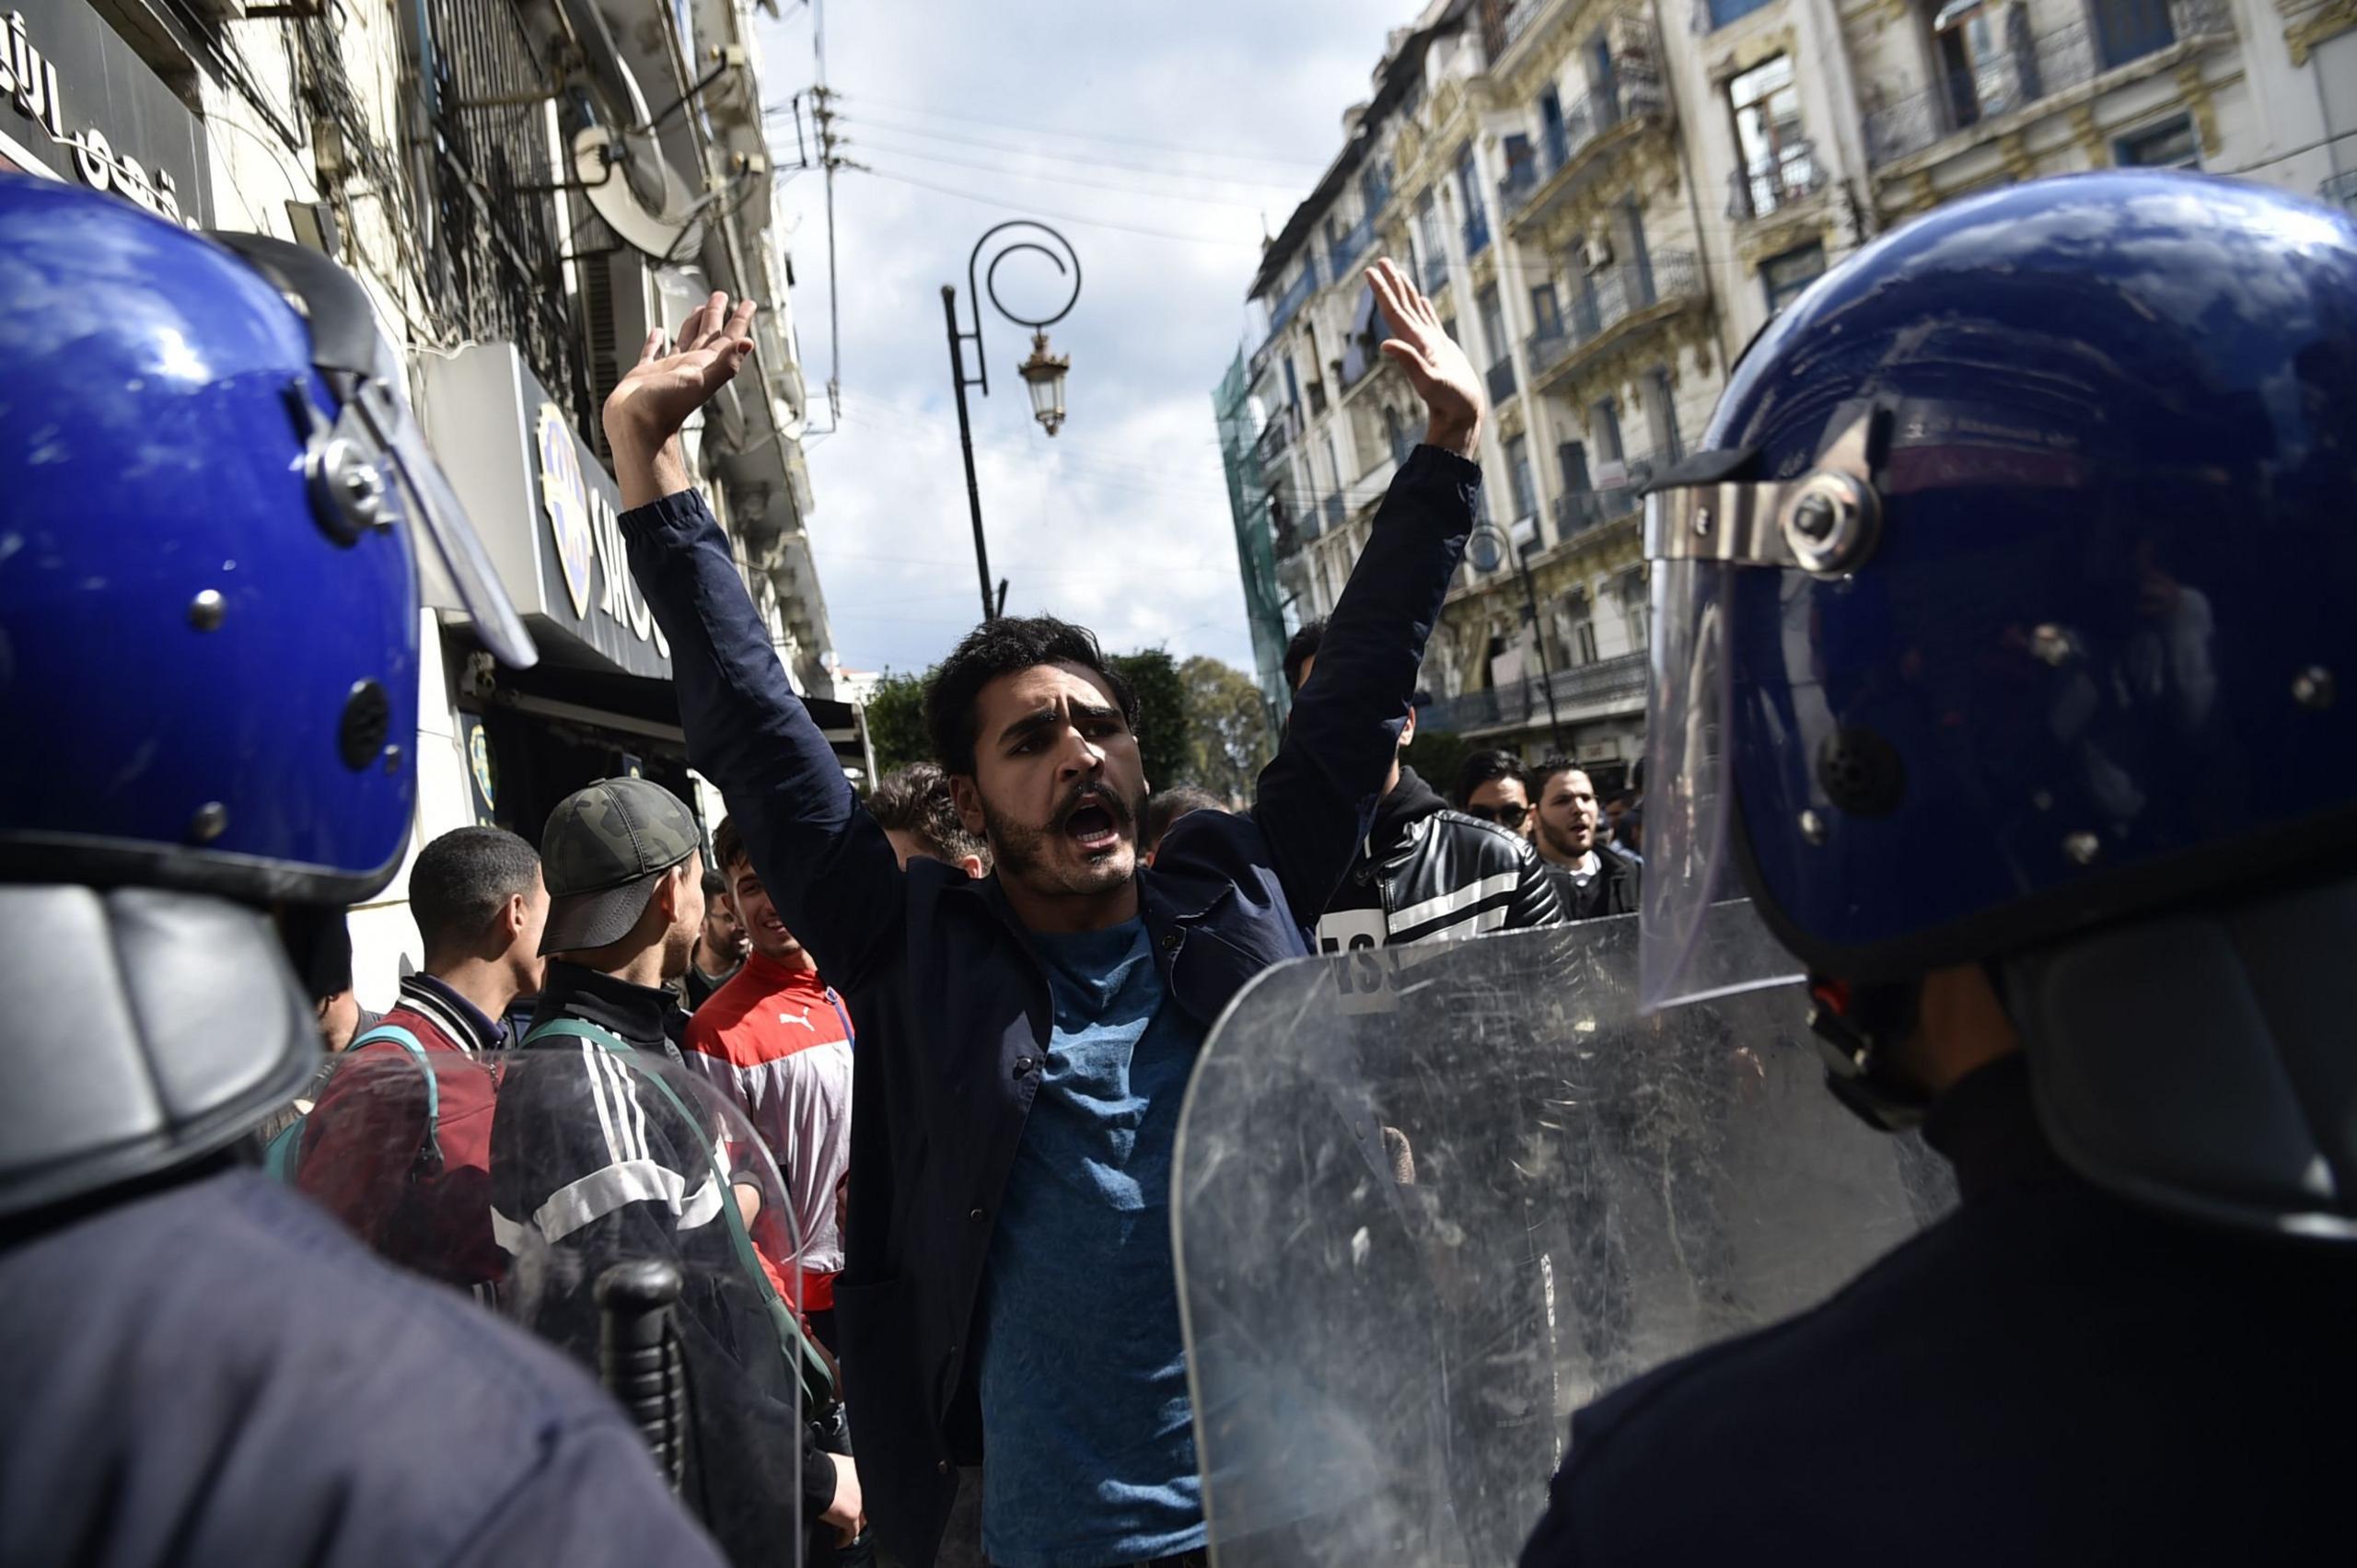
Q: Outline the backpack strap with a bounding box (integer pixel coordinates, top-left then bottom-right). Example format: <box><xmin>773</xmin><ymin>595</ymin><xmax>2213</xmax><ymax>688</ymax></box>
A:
<box><xmin>266</xmin><ymin>1023</ymin><xmax>441</xmax><ymax>1185</ymax></box>
<box><xmin>823</xmin><ymin>987</ymin><xmax>854</xmax><ymax>1049</ymax></box>
<box><xmin>522</xmin><ymin>1016</ymin><xmax>838</xmax><ymax>1410</ymax></box>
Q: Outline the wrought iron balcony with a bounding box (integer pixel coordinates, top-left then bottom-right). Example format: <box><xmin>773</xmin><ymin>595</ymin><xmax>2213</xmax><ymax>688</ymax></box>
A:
<box><xmin>1528</xmin><ymin>253</ymin><xmax>1701</xmax><ymax>391</ymax></box>
<box><xmin>1553</xmin><ymin>447</ymin><xmax>1658</xmax><ymax>543</ymax></box>
<box><xmin>1486</xmin><ymin>354</ymin><xmax>1518</xmax><ymax>405</ymax></box>
<box><xmin>1252</xmin><ymin>403</ymin><xmax>1299</xmax><ymax>468</ymax></box>
<box><xmin>1727</xmin><ymin>139</ymin><xmax>1826</xmax><ymax>220</ymax></box>
<box><xmin>1863</xmin><ymin>0</ymin><xmax>2234</xmax><ymax>168</ymax></box>
<box><xmin>1420</xmin><ymin>650</ymin><xmax>1648</xmax><ymax>736</ymax></box>
<box><xmin>1501</xmin><ymin>74</ymin><xmax>1669</xmax><ymax>223</ymax></box>
<box><xmin>1265</xmin><ymin>261</ymin><xmax>1321</xmax><ymax>338</ymax></box>
<box><xmin>1321</xmin><ymin>493</ymin><xmax>1346</xmax><ymax>533</ymax></box>
<box><xmin>1327</xmin><ymin>214</ymin><xmax>1376</xmax><ymax>278</ymax></box>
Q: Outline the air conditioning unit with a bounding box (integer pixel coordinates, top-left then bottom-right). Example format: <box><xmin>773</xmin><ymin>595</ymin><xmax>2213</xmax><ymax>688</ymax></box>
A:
<box><xmin>580</xmin><ymin>256</ymin><xmax>743</xmax><ymax>456</ymax></box>
<box><xmin>1580</xmin><ymin>233</ymin><xmax>1615</xmax><ymax>272</ymax></box>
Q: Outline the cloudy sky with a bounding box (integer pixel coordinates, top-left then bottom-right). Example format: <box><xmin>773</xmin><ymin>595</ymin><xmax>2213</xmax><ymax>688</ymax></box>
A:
<box><xmin>748</xmin><ymin>0</ymin><xmax>1397</xmax><ymax>679</ymax></box>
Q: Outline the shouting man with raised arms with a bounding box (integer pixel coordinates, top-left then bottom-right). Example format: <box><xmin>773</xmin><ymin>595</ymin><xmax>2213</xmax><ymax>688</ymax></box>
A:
<box><xmin>610</xmin><ymin>260</ymin><xmax>1482</xmax><ymax>1568</ymax></box>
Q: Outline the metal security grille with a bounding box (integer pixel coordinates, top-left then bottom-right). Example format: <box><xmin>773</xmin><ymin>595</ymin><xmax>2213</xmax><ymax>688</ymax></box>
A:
<box><xmin>418</xmin><ymin>0</ymin><xmax>596</xmax><ymax>436</ymax></box>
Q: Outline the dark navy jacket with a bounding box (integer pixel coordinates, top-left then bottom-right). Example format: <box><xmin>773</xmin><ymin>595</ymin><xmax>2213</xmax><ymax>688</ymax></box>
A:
<box><xmin>1520</xmin><ymin>1053</ymin><xmax>2357</xmax><ymax>1565</ymax></box>
<box><xmin>623</xmin><ymin>447</ymin><xmax>1478</xmax><ymax>1566</ymax></box>
<box><xmin>0</xmin><ymin>1168</ymin><xmax>724</xmax><ymax>1566</ymax></box>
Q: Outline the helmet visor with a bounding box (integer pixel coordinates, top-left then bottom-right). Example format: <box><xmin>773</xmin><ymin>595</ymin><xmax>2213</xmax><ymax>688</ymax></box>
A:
<box><xmin>1638</xmin><ymin>512</ymin><xmax>1803</xmax><ymax>1012</ymax></box>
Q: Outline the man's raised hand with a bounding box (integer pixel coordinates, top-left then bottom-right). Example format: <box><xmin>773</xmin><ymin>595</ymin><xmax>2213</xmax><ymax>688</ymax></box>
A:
<box><xmin>602</xmin><ymin>290</ymin><xmax>757</xmax><ymax>507</ymax></box>
<box><xmin>1366</xmin><ymin>257</ymin><xmax>1483</xmax><ymax>461</ymax></box>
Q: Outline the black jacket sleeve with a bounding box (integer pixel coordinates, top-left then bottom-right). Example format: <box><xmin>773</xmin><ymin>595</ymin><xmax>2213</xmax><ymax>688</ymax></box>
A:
<box><xmin>1252</xmin><ymin>446</ymin><xmax>1480</xmax><ymax>922</ymax></box>
<box><xmin>1507</xmin><ymin>842</ymin><xmax>1569</xmax><ymax>930</ymax></box>
<box><xmin>621</xmin><ymin>490</ymin><xmax>905</xmax><ymax>993</ymax></box>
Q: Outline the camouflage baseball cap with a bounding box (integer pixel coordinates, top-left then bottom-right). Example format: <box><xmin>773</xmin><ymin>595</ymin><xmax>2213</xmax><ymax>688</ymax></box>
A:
<box><xmin>538</xmin><ymin>777</ymin><xmax>702</xmax><ymax>954</ymax></box>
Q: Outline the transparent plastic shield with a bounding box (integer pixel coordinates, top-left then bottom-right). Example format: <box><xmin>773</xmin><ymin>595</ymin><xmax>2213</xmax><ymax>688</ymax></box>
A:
<box><xmin>1640</xmin><ymin>546</ymin><xmax>1799</xmax><ymax>1011</ymax></box>
<box><xmin>1173</xmin><ymin>919</ymin><xmax>1956</xmax><ymax>1566</ymax></box>
<box><xmin>291</xmin><ymin>1045</ymin><xmax>813</xmax><ymax>1563</ymax></box>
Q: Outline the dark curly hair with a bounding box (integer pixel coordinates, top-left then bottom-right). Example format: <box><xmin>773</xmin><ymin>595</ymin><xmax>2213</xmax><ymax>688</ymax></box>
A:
<box><xmin>867</xmin><ymin>762</ymin><xmax>992</xmax><ymax>870</ymax></box>
<box><xmin>1282</xmin><ymin>618</ymin><xmax>1326</xmax><ymax>695</ymax></box>
<box><xmin>923</xmin><ymin>615</ymin><xmax>1137</xmax><ymax>775</ymax></box>
<box><xmin>1452</xmin><ymin>748</ymin><xmax>1527</xmax><ymax>809</ymax></box>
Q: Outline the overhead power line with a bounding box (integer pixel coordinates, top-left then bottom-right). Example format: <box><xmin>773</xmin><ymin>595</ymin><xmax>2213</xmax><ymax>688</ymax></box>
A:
<box><xmin>855</xmin><ymin>167</ymin><xmax>1262</xmax><ymax>249</ymax></box>
<box><xmin>825</xmin><ymin>110</ymin><xmax>1308</xmax><ymax>196</ymax></box>
<box><xmin>844</xmin><ymin>133</ymin><xmax>1275</xmax><ymax>213</ymax></box>
<box><xmin>837</xmin><ymin>90</ymin><xmax>1331</xmax><ymax>173</ymax></box>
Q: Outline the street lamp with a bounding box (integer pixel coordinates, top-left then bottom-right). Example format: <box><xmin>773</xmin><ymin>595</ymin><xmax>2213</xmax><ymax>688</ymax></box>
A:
<box><xmin>1465</xmin><ymin>521</ymin><xmax>1567</xmax><ymax>755</ymax></box>
<box><xmin>942</xmin><ymin>221</ymin><xmax>1083</xmax><ymax>621</ymax></box>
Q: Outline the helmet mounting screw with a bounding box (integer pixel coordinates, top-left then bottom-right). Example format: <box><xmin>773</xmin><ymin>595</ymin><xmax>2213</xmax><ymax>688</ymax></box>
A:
<box><xmin>188</xmin><ymin>589</ymin><xmax>226</xmax><ymax>631</ymax></box>
<box><xmin>2062</xmin><ymin>831</ymin><xmax>2101</xmax><ymax>866</ymax></box>
<box><xmin>1798</xmin><ymin>808</ymin><xmax>1829</xmax><ymax>846</ymax></box>
<box><xmin>2293</xmin><ymin>667</ymin><xmax>2335</xmax><ymax>711</ymax></box>
<box><xmin>189</xmin><ymin>802</ymin><xmax>228</xmax><ymax>843</ymax></box>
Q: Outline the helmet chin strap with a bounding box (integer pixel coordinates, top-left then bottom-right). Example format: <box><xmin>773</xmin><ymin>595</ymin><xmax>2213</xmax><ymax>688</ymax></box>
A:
<box><xmin>1805</xmin><ymin>975</ymin><xmax>1934</xmax><ymax>1133</ymax></box>
<box><xmin>0</xmin><ymin>887</ymin><xmax>320</xmax><ymax>1223</ymax></box>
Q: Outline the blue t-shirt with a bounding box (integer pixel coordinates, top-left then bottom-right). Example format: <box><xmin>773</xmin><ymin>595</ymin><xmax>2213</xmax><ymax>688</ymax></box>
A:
<box><xmin>979</xmin><ymin>918</ymin><xmax>1208</xmax><ymax>1568</ymax></box>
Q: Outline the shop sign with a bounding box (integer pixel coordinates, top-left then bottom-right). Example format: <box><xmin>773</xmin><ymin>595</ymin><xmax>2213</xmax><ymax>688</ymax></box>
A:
<box><xmin>0</xmin><ymin>1</ymin><xmax>212</xmax><ymax>227</ymax></box>
<box><xmin>416</xmin><ymin>343</ymin><xmax>675</xmax><ymax>682</ymax></box>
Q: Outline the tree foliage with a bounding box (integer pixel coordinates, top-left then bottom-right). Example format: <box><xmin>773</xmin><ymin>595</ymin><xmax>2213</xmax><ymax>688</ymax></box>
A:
<box><xmin>1179</xmin><ymin>655</ymin><xmax>1274</xmax><ymax>804</ymax></box>
<box><xmin>863</xmin><ymin>670</ymin><xmax>931</xmax><ymax>781</ymax></box>
<box><xmin>1109</xmin><ymin>648</ymin><xmax>1190</xmax><ymax>792</ymax></box>
<box><xmin>1401</xmin><ymin>725</ymin><xmax>1474</xmax><ymax>804</ymax></box>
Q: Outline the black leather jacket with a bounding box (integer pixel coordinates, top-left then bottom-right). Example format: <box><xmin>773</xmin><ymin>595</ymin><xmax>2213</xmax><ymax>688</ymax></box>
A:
<box><xmin>1317</xmin><ymin>766</ymin><xmax>1566</xmax><ymax>947</ymax></box>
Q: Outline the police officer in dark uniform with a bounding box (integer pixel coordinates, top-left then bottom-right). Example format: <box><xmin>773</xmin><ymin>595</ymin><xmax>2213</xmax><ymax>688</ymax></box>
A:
<box><xmin>1524</xmin><ymin>171</ymin><xmax>2357</xmax><ymax>1564</ymax></box>
<box><xmin>0</xmin><ymin>177</ymin><xmax>724</xmax><ymax>1566</ymax></box>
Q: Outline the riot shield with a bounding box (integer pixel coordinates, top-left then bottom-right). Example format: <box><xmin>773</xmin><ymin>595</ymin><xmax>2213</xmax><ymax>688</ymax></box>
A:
<box><xmin>1174</xmin><ymin>912</ymin><xmax>1956</xmax><ymax>1567</ymax></box>
<box><xmin>290</xmin><ymin>1041</ymin><xmax>835</xmax><ymax>1565</ymax></box>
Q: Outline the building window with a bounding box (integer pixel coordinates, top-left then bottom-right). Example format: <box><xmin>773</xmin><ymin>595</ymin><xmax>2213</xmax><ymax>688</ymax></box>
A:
<box><xmin>1590</xmin><ymin>400</ymin><xmax>1626</xmax><ymax>464</ymax></box>
<box><xmin>1457</xmin><ymin>144</ymin><xmax>1490</xmax><ymax>255</ymax></box>
<box><xmin>1761</xmin><ymin>240</ymin><xmax>1827</xmax><ymax>314</ymax></box>
<box><xmin>1706</xmin><ymin>0</ymin><xmax>1778</xmax><ymax>29</ymax></box>
<box><xmin>1569</xmin><ymin>601</ymin><xmax>1600</xmax><ymax>665</ymax></box>
<box><xmin>1506</xmin><ymin>434</ymin><xmax>1537</xmax><ymax>527</ymax></box>
<box><xmin>1530</xmin><ymin>282</ymin><xmax>1562</xmax><ymax>336</ymax></box>
<box><xmin>1729</xmin><ymin>55</ymin><xmax>1814</xmax><ymax>218</ymax></box>
<box><xmin>2116</xmin><ymin>114</ymin><xmax>2201</xmax><ymax>169</ymax></box>
<box><xmin>1643</xmin><ymin>367</ymin><xmax>1682</xmax><ymax>463</ymax></box>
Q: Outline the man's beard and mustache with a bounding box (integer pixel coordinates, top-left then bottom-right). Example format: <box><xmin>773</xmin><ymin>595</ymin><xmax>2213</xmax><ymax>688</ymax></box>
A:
<box><xmin>982</xmin><ymin>778</ymin><xmax>1149</xmax><ymax>893</ymax></box>
<box><xmin>1540</xmin><ymin>812</ymin><xmax>1594</xmax><ymax>861</ymax></box>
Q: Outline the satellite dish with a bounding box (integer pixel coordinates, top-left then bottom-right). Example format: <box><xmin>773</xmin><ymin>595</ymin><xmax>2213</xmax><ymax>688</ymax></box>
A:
<box><xmin>552</xmin><ymin>0</ymin><xmax>706</xmax><ymax>261</ymax></box>
<box><xmin>575</xmin><ymin>120</ymin><xmax>707</xmax><ymax>261</ymax></box>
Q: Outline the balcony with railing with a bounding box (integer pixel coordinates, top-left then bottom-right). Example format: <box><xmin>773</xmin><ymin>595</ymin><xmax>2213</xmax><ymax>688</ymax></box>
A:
<box><xmin>2325</xmin><ymin>169</ymin><xmax>2357</xmax><ymax>218</ymax></box>
<box><xmin>1527</xmin><ymin>253</ymin><xmax>1702</xmax><ymax>395</ymax></box>
<box><xmin>1321</xmin><ymin>492</ymin><xmax>1346</xmax><ymax>534</ymax></box>
<box><xmin>1726</xmin><ymin>138</ymin><xmax>1826</xmax><ymax>221</ymax></box>
<box><xmin>1552</xmin><ymin>446</ymin><xmax>1658</xmax><ymax>544</ymax></box>
<box><xmin>1264</xmin><ymin>261</ymin><xmax>1322</xmax><ymax>340</ymax></box>
<box><xmin>1502</xmin><ymin>64</ymin><xmax>1671</xmax><ymax>232</ymax></box>
<box><xmin>1864</xmin><ymin>0</ymin><xmax>2235</xmax><ymax>170</ymax></box>
<box><xmin>1421</xmin><ymin>650</ymin><xmax>1649</xmax><ymax>736</ymax></box>
<box><xmin>1252</xmin><ymin>403</ymin><xmax>1299</xmax><ymax>469</ymax></box>
<box><xmin>1327</xmin><ymin>214</ymin><xmax>1376</xmax><ymax>279</ymax></box>
<box><xmin>1486</xmin><ymin>354</ymin><xmax>1518</xmax><ymax>405</ymax></box>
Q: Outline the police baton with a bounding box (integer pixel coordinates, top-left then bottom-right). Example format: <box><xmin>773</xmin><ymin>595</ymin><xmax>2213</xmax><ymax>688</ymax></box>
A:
<box><xmin>596</xmin><ymin>1260</ymin><xmax>687</xmax><ymax>1492</ymax></box>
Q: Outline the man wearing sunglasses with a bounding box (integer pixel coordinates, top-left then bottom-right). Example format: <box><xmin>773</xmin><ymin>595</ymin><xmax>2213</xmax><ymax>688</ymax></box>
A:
<box><xmin>1454</xmin><ymin>749</ymin><xmax>1536</xmax><ymax>837</ymax></box>
<box><xmin>1283</xmin><ymin>629</ymin><xmax>1564</xmax><ymax>950</ymax></box>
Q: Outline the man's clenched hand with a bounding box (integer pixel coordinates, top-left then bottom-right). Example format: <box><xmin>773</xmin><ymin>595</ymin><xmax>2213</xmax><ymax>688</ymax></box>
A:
<box><xmin>1366</xmin><ymin>257</ymin><xmax>1483</xmax><ymax>461</ymax></box>
<box><xmin>602</xmin><ymin>290</ymin><xmax>758</xmax><ymax>509</ymax></box>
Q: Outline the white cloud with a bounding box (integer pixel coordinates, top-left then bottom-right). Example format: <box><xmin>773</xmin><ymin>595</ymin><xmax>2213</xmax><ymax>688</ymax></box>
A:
<box><xmin>752</xmin><ymin>0</ymin><xmax>1390</xmax><ymax>675</ymax></box>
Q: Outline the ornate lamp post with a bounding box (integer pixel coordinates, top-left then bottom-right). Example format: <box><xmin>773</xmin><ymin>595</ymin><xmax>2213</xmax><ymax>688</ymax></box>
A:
<box><xmin>1466</xmin><ymin>521</ymin><xmax>1566</xmax><ymax>755</ymax></box>
<box><xmin>942</xmin><ymin>221</ymin><xmax>1081</xmax><ymax>621</ymax></box>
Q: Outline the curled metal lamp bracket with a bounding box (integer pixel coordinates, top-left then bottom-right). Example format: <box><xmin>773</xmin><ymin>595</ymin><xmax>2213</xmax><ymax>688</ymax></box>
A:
<box><xmin>949</xmin><ymin>220</ymin><xmax>1082</xmax><ymax>399</ymax></box>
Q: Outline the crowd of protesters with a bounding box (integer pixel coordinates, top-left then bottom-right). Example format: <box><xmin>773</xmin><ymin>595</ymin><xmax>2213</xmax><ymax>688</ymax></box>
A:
<box><xmin>245</xmin><ymin>261</ymin><xmax>1653</xmax><ymax>1568</ymax></box>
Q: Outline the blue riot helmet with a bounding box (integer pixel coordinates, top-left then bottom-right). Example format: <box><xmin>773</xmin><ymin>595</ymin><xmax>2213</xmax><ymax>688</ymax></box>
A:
<box><xmin>0</xmin><ymin>175</ymin><xmax>536</xmax><ymax>1218</ymax></box>
<box><xmin>1639</xmin><ymin>171</ymin><xmax>2357</xmax><ymax>1237</ymax></box>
